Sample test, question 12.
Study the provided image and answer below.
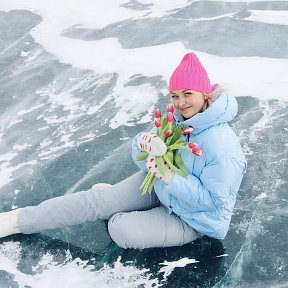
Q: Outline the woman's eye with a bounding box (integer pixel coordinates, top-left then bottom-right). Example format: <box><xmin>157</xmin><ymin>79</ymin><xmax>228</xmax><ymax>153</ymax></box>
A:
<box><xmin>171</xmin><ymin>95</ymin><xmax>178</xmax><ymax>99</ymax></box>
<box><xmin>184</xmin><ymin>92</ymin><xmax>192</xmax><ymax>96</ymax></box>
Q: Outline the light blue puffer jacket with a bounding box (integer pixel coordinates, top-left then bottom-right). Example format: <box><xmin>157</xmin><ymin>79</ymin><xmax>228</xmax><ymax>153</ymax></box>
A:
<box><xmin>132</xmin><ymin>91</ymin><xmax>247</xmax><ymax>239</ymax></box>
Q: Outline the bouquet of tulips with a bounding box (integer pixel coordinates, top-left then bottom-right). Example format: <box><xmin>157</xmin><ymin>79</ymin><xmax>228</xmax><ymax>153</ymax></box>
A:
<box><xmin>137</xmin><ymin>104</ymin><xmax>202</xmax><ymax>195</ymax></box>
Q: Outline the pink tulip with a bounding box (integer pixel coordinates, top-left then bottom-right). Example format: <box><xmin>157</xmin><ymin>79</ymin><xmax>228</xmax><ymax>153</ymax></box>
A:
<box><xmin>167</xmin><ymin>112</ymin><xmax>174</xmax><ymax>123</ymax></box>
<box><xmin>188</xmin><ymin>143</ymin><xmax>198</xmax><ymax>149</ymax></box>
<box><xmin>154</xmin><ymin>118</ymin><xmax>161</xmax><ymax>128</ymax></box>
<box><xmin>167</xmin><ymin>104</ymin><xmax>174</xmax><ymax>113</ymax></box>
<box><xmin>192</xmin><ymin>147</ymin><xmax>202</xmax><ymax>156</ymax></box>
<box><xmin>164</xmin><ymin>129</ymin><xmax>172</xmax><ymax>137</ymax></box>
<box><xmin>155</xmin><ymin>109</ymin><xmax>162</xmax><ymax>119</ymax></box>
<box><xmin>182</xmin><ymin>127</ymin><xmax>193</xmax><ymax>134</ymax></box>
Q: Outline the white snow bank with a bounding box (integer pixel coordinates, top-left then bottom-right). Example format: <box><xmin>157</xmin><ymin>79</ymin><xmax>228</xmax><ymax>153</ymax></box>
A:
<box><xmin>245</xmin><ymin>10</ymin><xmax>288</xmax><ymax>26</ymax></box>
<box><xmin>0</xmin><ymin>0</ymin><xmax>287</xmax><ymax>103</ymax></box>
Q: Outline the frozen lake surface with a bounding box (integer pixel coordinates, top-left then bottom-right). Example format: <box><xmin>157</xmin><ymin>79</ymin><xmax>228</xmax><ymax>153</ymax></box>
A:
<box><xmin>0</xmin><ymin>1</ymin><xmax>287</xmax><ymax>287</ymax></box>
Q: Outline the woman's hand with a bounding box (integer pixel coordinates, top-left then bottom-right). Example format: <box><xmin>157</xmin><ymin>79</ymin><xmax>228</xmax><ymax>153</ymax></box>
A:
<box><xmin>146</xmin><ymin>155</ymin><xmax>174</xmax><ymax>184</ymax></box>
<box><xmin>137</xmin><ymin>132</ymin><xmax>167</xmax><ymax>156</ymax></box>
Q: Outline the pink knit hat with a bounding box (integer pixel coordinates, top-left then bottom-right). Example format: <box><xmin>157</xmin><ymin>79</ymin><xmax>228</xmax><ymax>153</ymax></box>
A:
<box><xmin>169</xmin><ymin>52</ymin><xmax>212</xmax><ymax>94</ymax></box>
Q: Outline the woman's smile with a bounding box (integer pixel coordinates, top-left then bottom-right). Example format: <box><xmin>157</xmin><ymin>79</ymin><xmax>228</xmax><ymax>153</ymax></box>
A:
<box><xmin>181</xmin><ymin>106</ymin><xmax>193</xmax><ymax>111</ymax></box>
<box><xmin>180</xmin><ymin>106</ymin><xmax>193</xmax><ymax>113</ymax></box>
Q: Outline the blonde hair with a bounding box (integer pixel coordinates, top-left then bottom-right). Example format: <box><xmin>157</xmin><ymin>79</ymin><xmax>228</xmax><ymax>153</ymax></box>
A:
<box><xmin>202</xmin><ymin>86</ymin><xmax>225</xmax><ymax>112</ymax></box>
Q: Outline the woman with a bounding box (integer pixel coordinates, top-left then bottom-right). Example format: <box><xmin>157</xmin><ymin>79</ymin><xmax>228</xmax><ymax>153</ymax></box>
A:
<box><xmin>0</xmin><ymin>52</ymin><xmax>247</xmax><ymax>249</ymax></box>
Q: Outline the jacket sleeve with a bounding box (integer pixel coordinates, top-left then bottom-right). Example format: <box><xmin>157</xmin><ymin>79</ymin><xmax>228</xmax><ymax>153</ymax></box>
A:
<box><xmin>163</xmin><ymin>155</ymin><xmax>246</xmax><ymax>211</ymax></box>
<box><xmin>131</xmin><ymin>132</ymin><xmax>148</xmax><ymax>172</ymax></box>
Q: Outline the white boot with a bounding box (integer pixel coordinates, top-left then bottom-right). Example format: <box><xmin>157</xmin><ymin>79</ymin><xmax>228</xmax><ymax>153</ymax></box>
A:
<box><xmin>91</xmin><ymin>183</ymin><xmax>112</xmax><ymax>190</ymax></box>
<box><xmin>0</xmin><ymin>208</ymin><xmax>22</xmax><ymax>238</ymax></box>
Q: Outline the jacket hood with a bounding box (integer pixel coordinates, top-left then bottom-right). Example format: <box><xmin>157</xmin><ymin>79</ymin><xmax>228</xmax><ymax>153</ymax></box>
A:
<box><xmin>174</xmin><ymin>91</ymin><xmax>238</xmax><ymax>135</ymax></box>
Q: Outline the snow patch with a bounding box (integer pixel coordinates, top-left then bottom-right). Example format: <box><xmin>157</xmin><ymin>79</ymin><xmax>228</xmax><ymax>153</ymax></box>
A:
<box><xmin>159</xmin><ymin>257</ymin><xmax>199</xmax><ymax>281</ymax></box>
<box><xmin>244</xmin><ymin>10</ymin><xmax>288</xmax><ymax>26</ymax></box>
<box><xmin>0</xmin><ymin>244</ymin><xmax>161</xmax><ymax>288</ymax></box>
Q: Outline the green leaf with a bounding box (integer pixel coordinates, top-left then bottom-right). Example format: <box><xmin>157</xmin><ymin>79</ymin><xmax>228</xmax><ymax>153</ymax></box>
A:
<box><xmin>136</xmin><ymin>151</ymin><xmax>149</xmax><ymax>161</ymax></box>
<box><xmin>176</xmin><ymin>168</ymin><xmax>189</xmax><ymax>178</ymax></box>
<box><xmin>156</xmin><ymin>128</ymin><xmax>160</xmax><ymax>137</ymax></box>
<box><xmin>141</xmin><ymin>172</ymin><xmax>157</xmax><ymax>195</ymax></box>
<box><xmin>173</xmin><ymin>137</ymin><xmax>187</xmax><ymax>145</ymax></box>
<box><xmin>167</xmin><ymin>143</ymin><xmax>187</xmax><ymax>151</ymax></box>
<box><xmin>167</xmin><ymin>151</ymin><xmax>174</xmax><ymax>164</ymax></box>
<box><xmin>141</xmin><ymin>172</ymin><xmax>153</xmax><ymax>195</ymax></box>
<box><xmin>140</xmin><ymin>173</ymin><xmax>150</xmax><ymax>190</ymax></box>
<box><xmin>147</xmin><ymin>175</ymin><xmax>157</xmax><ymax>194</ymax></box>
<box><xmin>167</xmin><ymin>137</ymin><xmax>187</xmax><ymax>151</ymax></box>
<box><xmin>163</xmin><ymin>154</ymin><xmax>178</xmax><ymax>172</ymax></box>
<box><xmin>174</xmin><ymin>152</ymin><xmax>188</xmax><ymax>177</ymax></box>
<box><xmin>169</xmin><ymin>126</ymin><xmax>182</xmax><ymax>145</ymax></box>
<box><xmin>160</xmin><ymin>123</ymin><xmax>169</xmax><ymax>141</ymax></box>
<box><xmin>164</xmin><ymin>130</ymin><xmax>174</xmax><ymax>146</ymax></box>
<box><xmin>161</xmin><ymin>116</ymin><xmax>168</xmax><ymax>129</ymax></box>
<box><xmin>155</xmin><ymin>156</ymin><xmax>166</xmax><ymax>175</ymax></box>
<box><xmin>163</xmin><ymin>154</ymin><xmax>188</xmax><ymax>178</ymax></box>
<box><xmin>159</xmin><ymin>130</ymin><xmax>164</xmax><ymax>141</ymax></box>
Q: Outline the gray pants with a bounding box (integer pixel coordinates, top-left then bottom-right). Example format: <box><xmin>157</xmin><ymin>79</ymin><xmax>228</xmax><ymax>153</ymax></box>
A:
<box><xmin>18</xmin><ymin>171</ymin><xmax>198</xmax><ymax>249</ymax></box>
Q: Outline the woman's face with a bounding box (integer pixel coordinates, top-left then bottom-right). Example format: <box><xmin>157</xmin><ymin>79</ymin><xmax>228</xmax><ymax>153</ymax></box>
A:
<box><xmin>171</xmin><ymin>89</ymin><xmax>207</xmax><ymax>118</ymax></box>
